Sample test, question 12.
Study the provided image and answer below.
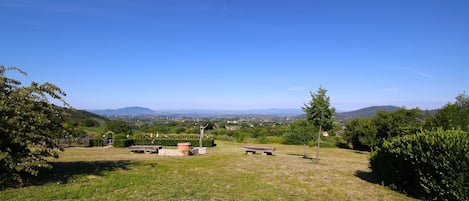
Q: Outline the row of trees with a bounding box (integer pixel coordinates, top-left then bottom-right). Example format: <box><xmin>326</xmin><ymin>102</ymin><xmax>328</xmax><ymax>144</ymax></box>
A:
<box><xmin>342</xmin><ymin>93</ymin><xmax>469</xmax><ymax>200</ymax></box>
<box><xmin>343</xmin><ymin>93</ymin><xmax>469</xmax><ymax>151</ymax></box>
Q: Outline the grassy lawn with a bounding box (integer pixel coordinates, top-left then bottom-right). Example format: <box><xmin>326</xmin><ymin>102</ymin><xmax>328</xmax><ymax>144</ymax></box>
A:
<box><xmin>1</xmin><ymin>141</ymin><xmax>417</xmax><ymax>201</ymax></box>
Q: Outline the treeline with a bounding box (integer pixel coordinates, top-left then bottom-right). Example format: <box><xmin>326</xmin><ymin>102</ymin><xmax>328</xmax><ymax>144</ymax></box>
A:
<box><xmin>342</xmin><ymin>93</ymin><xmax>469</xmax><ymax>200</ymax></box>
<box><xmin>342</xmin><ymin>93</ymin><xmax>469</xmax><ymax>151</ymax></box>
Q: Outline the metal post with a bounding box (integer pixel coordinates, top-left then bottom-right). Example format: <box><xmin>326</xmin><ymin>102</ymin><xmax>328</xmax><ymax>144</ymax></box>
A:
<box><xmin>200</xmin><ymin>124</ymin><xmax>208</xmax><ymax>148</ymax></box>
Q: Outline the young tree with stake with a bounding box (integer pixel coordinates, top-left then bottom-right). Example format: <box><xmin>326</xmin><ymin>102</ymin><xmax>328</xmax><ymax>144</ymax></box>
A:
<box><xmin>302</xmin><ymin>86</ymin><xmax>335</xmax><ymax>164</ymax></box>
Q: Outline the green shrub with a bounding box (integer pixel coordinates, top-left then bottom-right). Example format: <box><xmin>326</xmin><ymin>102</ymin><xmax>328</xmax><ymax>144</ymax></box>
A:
<box><xmin>257</xmin><ymin>136</ymin><xmax>284</xmax><ymax>144</ymax></box>
<box><xmin>307</xmin><ymin>140</ymin><xmax>335</xmax><ymax>148</ymax></box>
<box><xmin>370</xmin><ymin>129</ymin><xmax>469</xmax><ymax>200</ymax></box>
<box><xmin>215</xmin><ymin>134</ymin><xmax>234</xmax><ymax>141</ymax></box>
<box><xmin>89</xmin><ymin>139</ymin><xmax>103</xmax><ymax>147</ymax></box>
<box><xmin>113</xmin><ymin>139</ymin><xmax>134</xmax><ymax>147</ymax></box>
<box><xmin>132</xmin><ymin>139</ymin><xmax>215</xmax><ymax>147</ymax></box>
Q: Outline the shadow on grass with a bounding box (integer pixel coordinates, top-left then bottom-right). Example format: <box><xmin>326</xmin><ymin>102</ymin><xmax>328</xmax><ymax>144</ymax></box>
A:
<box><xmin>27</xmin><ymin>160</ymin><xmax>136</xmax><ymax>187</ymax></box>
<box><xmin>354</xmin><ymin>151</ymin><xmax>368</xmax><ymax>155</ymax></box>
<box><xmin>355</xmin><ymin>170</ymin><xmax>421</xmax><ymax>199</ymax></box>
<box><xmin>287</xmin><ymin>153</ymin><xmax>319</xmax><ymax>162</ymax></box>
<box><xmin>354</xmin><ymin>170</ymin><xmax>381</xmax><ymax>185</ymax></box>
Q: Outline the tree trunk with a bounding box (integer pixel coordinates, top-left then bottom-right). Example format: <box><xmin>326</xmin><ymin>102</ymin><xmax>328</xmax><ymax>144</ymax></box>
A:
<box><xmin>317</xmin><ymin>124</ymin><xmax>321</xmax><ymax>164</ymax></box>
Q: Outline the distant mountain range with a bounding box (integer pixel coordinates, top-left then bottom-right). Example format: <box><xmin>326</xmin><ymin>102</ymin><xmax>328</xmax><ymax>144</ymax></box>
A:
<box><xmin>90</xmin><ymin>106</ymin><xmax>156</xmax><ymax>116</ymax></box>
<box><xmin>89</xmin><ymin>105</ymin><xmax>436</xmax><ymax>119</ymax></box>
<box><xmin>89</xmin><ymin>107</ymin><xmax>304</xmax><ymax>118</ymax></box>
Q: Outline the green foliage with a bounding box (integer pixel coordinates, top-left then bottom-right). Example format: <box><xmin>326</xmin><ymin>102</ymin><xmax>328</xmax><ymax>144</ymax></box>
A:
<box><xmin>58</xmin><ymin>107</ymin><xmax>106</xmax><ymax>127</ymax></box>
<box><xmin>433</xmin><ymin>92</ymin><xmax>469</xmax><ymax>131</ymax></box>
<box><xmin>209</xmin><ymin>125</ymin><xmax>286</xmax><ymax>143</ymax></box>
<box><xmin>282</xmin><ymin>119</ymin><xmax>315</xmax><ymax>145</ymax></box>
<box><xmin>0</xmin><ymin>66</ymin><xmax>67</xmax><ymax>186</ymax></box>
<box><xmin>89</xmin><ymin>134</ymin><xmax>216</xmax><ymax>147</ymax></box>
<box><xmin>302</xmin><ymin>86</ymin><xmax>336</xmax><ymax>131</ymax></box>
<box><xmin>255</xmin><ymin>136</ymin><xmax>284</xmax><ymax>144</ymax></box>
<box><xmin>373</xmin><ymin>108</ymin><xmax>423</xmax><ymax>143</ymax></box>
<box><xmin>370</xmin><ymin>129</ymin><xmax>469</xmax><ymax>200</ymax></box>
<box><xmin>343</xmin><ymin>108</ymin><xmax>425</xmax><ymax>151</ymax></box>
<box><xmin>112</xmin><ymin>139</ymin><xmax>134</xmax><ymax>147</ymax></box>
<box><xmin>82</xmin><ymin>118</ymin><xmax>100</xmax><ymax>127</ymax></box>
<box><xmin>307</xmin><ymin>138</ymin><xmax>336</xmax><ymax>148</ymax></box>
<box><xmin>105</xmin><ymin>120</ymin><xmax>132</xmax><ymax>135</ymax></box>
<box><xmin>62</xmin><ymin>120</ymin><xmax>87</xmax><ymax>138</ymax></box>
<box><xmin>215</xmin><ymin>134</ymin><xmax>235</xmax><ymax>141</ymax></box>
<box><xmin>343</xmin><ymin>117</ymin><xmax>377</xmax><ymax>151</ymax></box>
<box><xmin>132</xmin><ymin>139</ymin><xmax>215</xmax><ymax>147</ymax></box>
<box><xmin>89</xmin><ymin>138</ymin><xmax>104</xmax><ymax>147</ymax></box>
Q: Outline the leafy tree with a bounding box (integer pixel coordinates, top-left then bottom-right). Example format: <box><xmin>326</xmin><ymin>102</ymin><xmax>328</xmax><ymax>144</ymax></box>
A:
<box><xmin>0</xmin><ymin>66</ymin><xmax>67</xmax><ymax>186</ymax></box>
<box><xmin>373</xmin><ymin>108</ymin><xmax>423</xmax><ymax>145</ymax></box>
<box><xmin>283</xmin><ymin>119</ymin><xmax>315</xmax><ymax>157</ymax></box>
<box><xmin>343</xmin><ymin>117</ymin><xmax>377</xmax><ymax>151</ymax></box>
<box><xmin>455</xmin><ymin>91</ymin><xmax>469</xmax><ymax>108</ymax></box>
<box><xmin>302</xmin><ymin>86</ymin><xmax>335</xmax><ymax>161</ymax></box>
<box><xmin>82</xmin><ymin>118</ymin><xmax>99</xmax><ymax>127</ymax></box>
<box><xmin>433</xmin><ymin>92</ymin><xmax>469</xmax><ymax>131</ymax></box>
<box><xmin>105</xmin><ymin>119</ymin><xmax>132</xmax><ymax>135</ymax></box>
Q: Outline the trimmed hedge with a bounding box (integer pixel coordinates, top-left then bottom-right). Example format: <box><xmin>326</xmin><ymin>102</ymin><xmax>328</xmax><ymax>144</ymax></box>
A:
<box><xmin>89</xmin><ymin>134</ymin><xmax>216</xmax><ymax>147</ymax></box>
<box><xmin>131</xmin><ymin>139</ymin><xmax>215</xmax><ymax>147</ymax></box>
<box><xmin>89</xmin><ymin>139</ymin><xmax>103</xmax><ymax>147</ymax></box>
<box><xmin>90</xmin><ymin>138</ymin><xmax>216</xmax><ymax>147</ymax></box>
<box><xmin>370</xmin><ymin>129</ymin><xmax>469</xmax><ymax>200</ymax></box>
<box><xmin>113</xmin><ymin>139</ymin><xmax>134</xmax><ymax>148</ymax></box>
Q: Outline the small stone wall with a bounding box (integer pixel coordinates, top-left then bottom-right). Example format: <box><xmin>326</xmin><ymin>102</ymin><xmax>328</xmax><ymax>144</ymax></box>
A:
<box><xmin>158</xmin><ymin>149</ymin><xmax>184</xmax><ymax>156</ymax></box>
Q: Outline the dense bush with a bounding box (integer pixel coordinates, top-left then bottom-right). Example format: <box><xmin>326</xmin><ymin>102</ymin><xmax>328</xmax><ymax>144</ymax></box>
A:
<box><xmin>89</xmin><ymin>139</ymin><xmax>103</xmax><ymax>147</ymax></box>
<box><xmin>89</xmin><ymin>134</ymin><xmax>216</xmax><ymax>147</ymax></box>
<box><xmin>370</xmin><ymin>129</ymin><xmax>469</xmax><ymax>200</ymax></box>
<box><xmin>282</xmin><ymin>119</ymin><xmax>315</xmax><ymax>145</ymax></box>
<box><xmin>132</xmin><ymin>139</ymin><xmax>215</xmax><ymax>147</ymax></box>
<box><xmin>1</xmin><ymin>66</ymin><xmax>68</xmax><ymax>187</ymax></box>
<box><xmin>112</xmin><ymin>139</ymin><xmax>134</xmax><ymax>148</ymax></box>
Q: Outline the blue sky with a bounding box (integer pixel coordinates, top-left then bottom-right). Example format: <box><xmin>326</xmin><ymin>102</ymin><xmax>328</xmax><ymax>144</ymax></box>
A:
<box><xmin>1</xmin><ymin>0</ymin><xmax>468</xmax><ymax>111</ymax></box>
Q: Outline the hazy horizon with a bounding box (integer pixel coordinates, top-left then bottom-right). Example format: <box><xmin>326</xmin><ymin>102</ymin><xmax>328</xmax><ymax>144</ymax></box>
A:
<box><xmin>86</xmin><ymin>104</ymin><xmax>441</xmax><ymax>113</ymax></box>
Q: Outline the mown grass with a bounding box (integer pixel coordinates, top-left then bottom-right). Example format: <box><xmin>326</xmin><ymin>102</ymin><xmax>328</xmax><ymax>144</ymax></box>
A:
<box><xmin>1</xmin><ymin>141</ymin><xmax>417</xmax><ymax>200</ymax></box>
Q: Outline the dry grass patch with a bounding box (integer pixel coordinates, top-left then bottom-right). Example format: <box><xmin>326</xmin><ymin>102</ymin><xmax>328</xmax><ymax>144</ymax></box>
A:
<box><xmin>0</xmin><ymin>141</ymin><xmax>417</xmax><ymax>200</ymax></box>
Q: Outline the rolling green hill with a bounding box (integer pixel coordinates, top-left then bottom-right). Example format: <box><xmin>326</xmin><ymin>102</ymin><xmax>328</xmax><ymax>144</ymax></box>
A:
<box><xmin>56</xmin><ymin>106</ymin><xmax>108</xmax><ymax>126</ymax></box>
<box><xmin>336</xmin><ymin>105</ymin><xmax>401</xmax><ymax>121</ymax></box>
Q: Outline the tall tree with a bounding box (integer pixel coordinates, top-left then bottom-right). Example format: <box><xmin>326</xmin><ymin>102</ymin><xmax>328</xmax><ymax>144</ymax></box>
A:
<box><xmin>302</xmin><ymin>86</ymin><xmax>335</xmax><ymax>163</ymax></box>
<box><xmin>105</xmin><ymin>119</ymin><xmax>132</xmax><ymax>135</ymax></box>
<box><xmin>0</xmin><ymin>66</ymin><xmax>67</xmax><ymax>186</ymax></box>
<box><xmin>343</xmin><ymin>117</ymin><xmax>377</xmax><ymax>151</ymax></box>
<box><xmin>433</xmin><ymin>92</ymin><xmax>469</xmax><ymax>131</ymax></box>
<box><xmin>283</xmin><ymin>119</ymin><xmax>315</xmax><ymax>157</ymax></box>
<box><xmin>373</xmin><ymin>108</ymin><xmax>423</xmax><ymax>145</ymax></box>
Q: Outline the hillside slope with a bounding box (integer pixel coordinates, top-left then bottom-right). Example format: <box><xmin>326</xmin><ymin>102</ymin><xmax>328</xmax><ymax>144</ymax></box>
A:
<box><xmin>336</xmin><ymin>105</ymin><xmax>401</xmax><ymax>120</ymax></box>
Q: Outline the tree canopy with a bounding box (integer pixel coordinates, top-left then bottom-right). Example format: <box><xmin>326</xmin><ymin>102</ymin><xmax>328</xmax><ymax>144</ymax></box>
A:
<box><xmin>433</xmin><ymin>92</ymin><xmax>469</xmax><ymax>131</ymax></box>
<box><xmin>302</xmin><ymin>86</ymin><xmax>335</xmax><ymax>132</ymax></box>
<box><xmin>0</xmin><ymin>66</ymin><xmax>67</xmax><ymax>186</ymax></box>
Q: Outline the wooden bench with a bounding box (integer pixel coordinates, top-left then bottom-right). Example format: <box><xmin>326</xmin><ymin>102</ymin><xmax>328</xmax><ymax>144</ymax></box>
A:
<box><xmin>129</xmin><ymin>145</ymin><xmax>162</xmax><ymax>153</ymax></box>
<box><xmin>242</xmin><ymin>146</ymin><xmax>276</xmax><ymax>155</ymax></box>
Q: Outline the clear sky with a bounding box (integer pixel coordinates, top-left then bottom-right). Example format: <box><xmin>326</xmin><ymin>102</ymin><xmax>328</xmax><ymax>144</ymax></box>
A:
<box><xmin>1</xmin><ymin>0</ymin><xmax>468</xmax><ymax>111</ymax></box>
